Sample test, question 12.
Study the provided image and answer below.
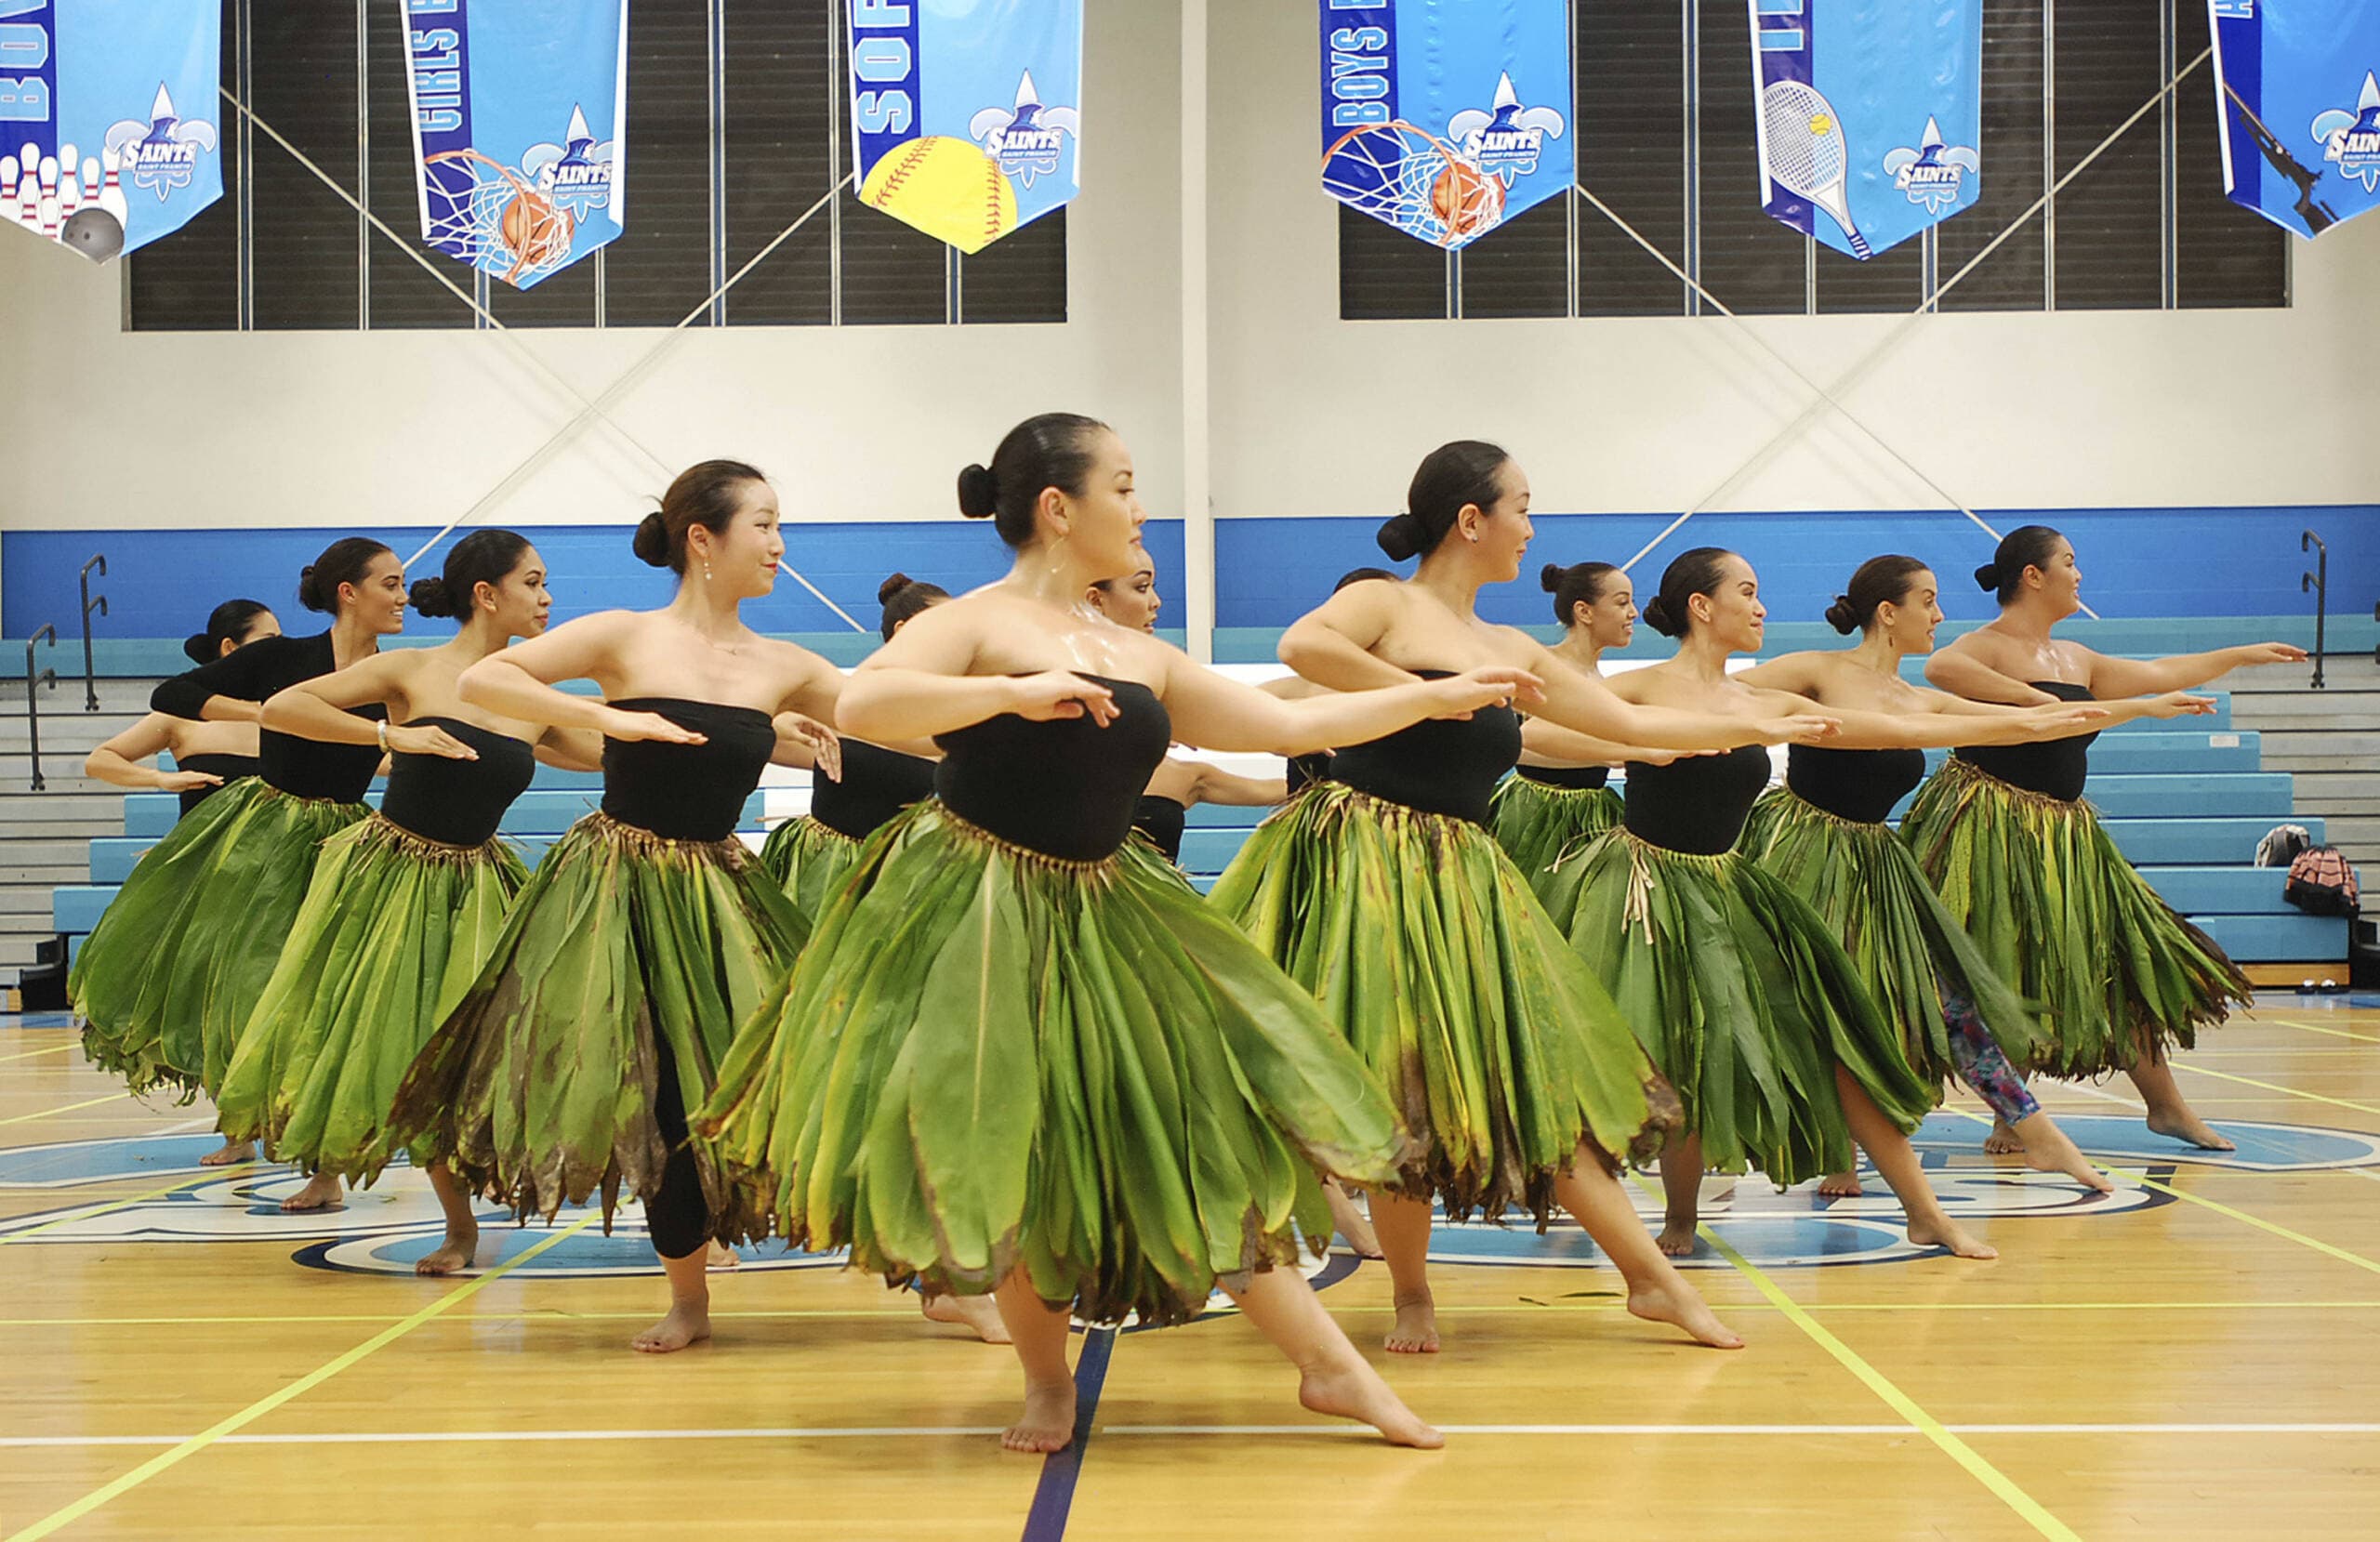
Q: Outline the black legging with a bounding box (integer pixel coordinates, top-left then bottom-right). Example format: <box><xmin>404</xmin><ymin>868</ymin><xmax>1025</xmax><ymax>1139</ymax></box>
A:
<box><xmin>647</xmin><ymin>1027</ymin><xmax>710</xmax><ymax>1262</ymax></box>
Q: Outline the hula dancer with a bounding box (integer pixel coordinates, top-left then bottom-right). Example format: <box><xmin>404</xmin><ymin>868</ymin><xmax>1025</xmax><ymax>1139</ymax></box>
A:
<box><xmin>72</xmin><ymin>541</ymin><xmax>404</xmax><ymax>1161</ymax></box>
<box><xmin>698</xmin><ymin>414</ymin><xmax>1536</xmax><ymax>1452</ymax></box>
<box><xmin>1221</xmin><ymin>442</ymin><xmax>1842</xmax><ymax>1356</ymax></box>
<box><xmin>1905</xmin><ymin>526</ymin><xmax>2306</xmax><ymax>1151</ymax></box>
<box><xmin>215</xmin><ymin>533</ymin><xmax>602</xmax><ymax>1259</ymax></box>
<box><xmin>1739</xmin><ymin>558</ymin><xmax>2210</xmax><ymax>1194</ymax></box>
<box><xmin>83</xmin><ymin>601</ymin><xmax>280</xmax><ymax>821</ymax></box>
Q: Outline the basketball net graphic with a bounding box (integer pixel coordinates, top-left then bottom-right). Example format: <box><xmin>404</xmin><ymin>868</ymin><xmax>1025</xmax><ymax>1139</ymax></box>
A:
<box><xmin>423</xmin><ymin>148</ymin><xmax>576</xmax><ymax>286</ymax></box>
<box><xmin>1323</xmin><ymin>120</ymin><xmax>1504</xmax><ymax>248</ymax></box>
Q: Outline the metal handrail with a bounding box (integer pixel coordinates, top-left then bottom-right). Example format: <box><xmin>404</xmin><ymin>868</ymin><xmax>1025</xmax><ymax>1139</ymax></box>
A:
<box><xmin>24</xmin><ymin>625</ymin><xmax>57</xmax><ymax>791</ymax></box>
<box><xmin>2300</xmin><ymin>530</ymin><xmax>2327</xmax><ymax>691</ymax></box>
<box><xmin>78</xmin><ymin>553</ymin><xmax>107</xmax><ymax>711</ymax></box>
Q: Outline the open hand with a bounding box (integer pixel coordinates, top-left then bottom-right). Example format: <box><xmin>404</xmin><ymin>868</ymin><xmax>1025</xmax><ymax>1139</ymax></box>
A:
<box><xmin>1765</xmin><ymin>714</ymin><xmax>1841</xmax><ymax>746</ymax></box>
<box><xmin>602</xmin><ymin>707</ymin><xmax>707</xmax><ymax>745</ymax></box>
<box><xmin>1008</xmin><ymin>671</ymin><xmax>1119</xmax><ymax>726</ymax></box>
<box><xmin>158</xmin><ymin>770</ymin><xmax>224</xmax><ymax>793</ymax></box>
<box><xmin>774</xmin><ymin>712</ymin><xmax>841</xmax><ymax>781</ymax></box>
<box><xmin>2149</xmin><ymin>692</ymin><xmax>2219</xmax><ymax>718</ymax></box>
<box><xmin>387</xmin><ymin>722</ymin><xmax>480</xmax><ymax>760</ymax></box>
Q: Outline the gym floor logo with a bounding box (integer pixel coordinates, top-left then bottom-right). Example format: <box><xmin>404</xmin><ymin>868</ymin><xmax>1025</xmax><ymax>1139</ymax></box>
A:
<box><xmin>6</xmin><ymin>1114</ymin><xmax>2373</xmax><ymax>1280</ymax></box>
<box><xmin>1883</xmin><ymin>116</ymin><xmax>1979</xmax><ymax>215</ymax></box>
<box><xmin>2311</xmin><ymin>71</ymin><xmax>2380</xmax><ymax>193</ymax></box>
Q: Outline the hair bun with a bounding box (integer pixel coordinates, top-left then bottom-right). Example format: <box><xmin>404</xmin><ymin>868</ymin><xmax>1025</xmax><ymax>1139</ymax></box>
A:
<box><xmin>878</xmin><ymin>572</ymin><xmax>916</xmax><ymax>606</ymax></box>
<box><xmin>631</xmin><ymin>510</ymin><xmax>672</xmax><ymax>569</ymax></box>
<box><xmin>1641</xmin><ymin>594</ymin><xmax>1681</xmax><ymax>639</ymax></box>
<box><xmin>1823</xmin><ymin>595</ymin><xmax>1859</xmax><ymax>635</ymax></box>
<box><xmin>295</xmin><ymin>563</ymin><xmax>327</xmax><ymax>614</ymax></box>
<box><xmin>409</xmin><ymin>575</ymin><xmax>457</xmax><ymax>619</ymax></box>
<box><xmin>1376</xmin><ymin>512</ymin><xmax>1425</xmax><ymax>562</ymax></box>
<box><xmin>1540</xmin><ymin>562</ymin><xmax>1565</xmax><ymax>593</ymax></box>
<box><xmin>1972</xmin><ymin>561</ymin><xmax>2000</xmax><ymax>592</ymax></box>
<box><xmin>182</xmin><ymin>632</ymin><xmax>213</xmax><ymax>665</ymax></box>
<box><xmin>957</xmin><ymin>463</ymin><xmax>1000</xmax><ymax>520</ymax></box>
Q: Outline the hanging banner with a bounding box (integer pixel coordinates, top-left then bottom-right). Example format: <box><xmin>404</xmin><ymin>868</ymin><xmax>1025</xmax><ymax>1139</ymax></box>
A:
<box><xmin>1316</xmin><ymin>0</ymin><xmax>1572</xmax><ymax>250</ymax></box>
<box><xmin>0</xmin><ymin>0</ymin><xmax>221</xmax><ymax>263</ymax></box>
<box><xmin>848</xmin><ymin>0</ymin><xmax>1082</xmax><ymax>255</ymax></box>
<box><xmin>1749</xmin><ymin>1</ymin><xmax>1982</xmax><ymax>261</ymax></box>
<box><xmin>2209</xmin><ymin>1</ymin><xmax>2380</xmax><ymax>239</ymax></box>
<box><xmin>402</xmin><ymin>0</ymin><xmax>627</xmax><ymax>290</ymax></box>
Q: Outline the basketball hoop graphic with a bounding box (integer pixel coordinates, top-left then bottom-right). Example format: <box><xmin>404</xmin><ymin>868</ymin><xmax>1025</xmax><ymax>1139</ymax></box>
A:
<box><xmin>1323</xmin><ymin>120</ymin><xmax>1505</xmax><ymax>247</ymax></box>
<box><xmin>422</xmin><ymin>148</ymin><xmax>576</xmax><ymax>286</ymax></box>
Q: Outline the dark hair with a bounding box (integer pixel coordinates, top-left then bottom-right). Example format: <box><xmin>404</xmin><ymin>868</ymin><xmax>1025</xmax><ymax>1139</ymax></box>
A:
<box><xmin>182</xmin><ymin>600</ymin><xmax>273</xmax><ymax>665</ymax></box>
<box><xmin>635</xmin><ymin>459</ymin><xmax>766</xmax><ymax>573</ymax></box>
<box><xmin>296</xmin><ymin>537</ymin><xmax>395</xmax><ymax>614</ymax></box>
<box><xmin>411</xmin><ymin>529</ymin><xmax>536</xmax><ymax>620</ymax></box>
<box><xmin>1541</xmin><ymin>560</ymin><xmax>1622</xmax><ymax>627</ymax></box>
<box><xmin>1640</xmin><ymin>547</ymin><xmax>1738</xmax><ymax>639</ymax></box>
<box><xmin>877</xmin><ymin>572</ymin><xmax>950</xmax><ymax>640</ymax></box>
<box><xmin>1974</xmin><ymin>524</ymin><xmax>2066</xmax><ymax>605</ymax></box>
<box><xmin>959</xmin><ymin>413</ymin><xmax>1110</xmax><ymax>548</ymax></box>
<box><xmin>1825</xmin><ymin>554</ymin><xmax>1931</xmax><ymax>635</ymax></box>
<box><xmin>1377</xmin><ymin>440</ymin><xmax>1513</xmax><ymax>561</ymax></box>
<box><xmin>1333</xmin><ymin>566</ymin><xmax>1395</xmax><ymax>592</ymax></box>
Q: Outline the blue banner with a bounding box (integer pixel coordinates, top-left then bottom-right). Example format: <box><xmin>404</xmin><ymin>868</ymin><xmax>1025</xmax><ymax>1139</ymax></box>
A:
<box><xmin>2210</xmin><ymin>1</ymin><xmax>2380</xmax><ymax>239</ymax></box>
<box><xmin>0</xmin><ymin>0</ymin><xmax>220</xmax><ymax>263</ymax></box>
<box><xmin>1750</xmin><ymin>1</ymin><xmax>1982</xmax><ymax>260</ymax></box>
<box><xmin>849</xmin><ymin>0</ymin><xmax>1081</xmax><ymax>255</ymax></box>
<box><xmin>1317</xmin><ymin>0</ymin><xmax>1572</xmax><ymax>250</ymax></box>
<box><xmin>402</xmin><ymin>0</ymin><xmax>626</xmax><ymax>289</ymax></box>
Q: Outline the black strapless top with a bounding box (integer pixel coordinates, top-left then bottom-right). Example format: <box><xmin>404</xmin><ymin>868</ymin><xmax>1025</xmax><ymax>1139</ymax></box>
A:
<box><xmin>378</xmin><ymin>719</ymin><xmax>536</xmax><ymax>846</ymax></box>
<box><xmin>602</xmin><ymin>697</ymin><xmax>774</xmax><ymax>842</ymax></box>
<box><xmin>810</xmin><ymin>740</ymin><xmax>937</xmax><ymax>840</ymax></box>
<box><xmin>934</xmin><ymin>676</ymin><xmax>1171</xmax><ymax>862</ymax></box>
<box><xmin>1131</xmin><ymin>795</ymin><xmax>1189</xmax><ymax>863</ymax></box>
<box><xmin>1623</xmin><ymin>743</ymin><xmax>1773</xmax><ymax>855</ymax></box>
<box><xmin>176</xmin><ymin>753</ymin><xmax>261</xmax><ymax>818</ymax></box>
<box><xmin>1786</xmin><ymin>745</ymin><xmax>1925</xmax><ymax>824</ymax></box>
<box><xmin>260</xmin><ymin>707</ymin><xmax>386</xmax><ymax>804</ymax></box>
<box><xmin>1329</xmin><ymin>671</ymin><xmax>1521</xmax><ymax>826</ymax></box>
<box><xmin>1287</xmin><ymin>751</ymin><xmax>1334</xmax><ymax>794</ymax></box>
<box><xmin>1517</xmin><ymin>762</ymin><xmax>1611</xmax><ymax>790</ymax></box>
<box><xmin>1955</xmin><ymin>680</ymin><xmax>2097</xmax><ymax>801</ymax></box>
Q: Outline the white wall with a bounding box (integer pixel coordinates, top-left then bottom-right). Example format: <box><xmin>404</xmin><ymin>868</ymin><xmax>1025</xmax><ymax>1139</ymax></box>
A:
<box><xmin>1204</xmin><ymin>0</ymin><xmax>2380</xmax><ymax>523</ymax></box>
<box><xmin>0</xmin><ymin>2</ymin><xmax>1185</xmax><ymax>537</ymax></box>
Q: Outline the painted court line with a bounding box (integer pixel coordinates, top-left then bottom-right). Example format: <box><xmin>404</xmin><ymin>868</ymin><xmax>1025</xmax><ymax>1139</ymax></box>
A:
<box><xmin>2268</xmin><ymin>1017</ymin><xmax>2380</xmax><ymax>1048</ymax></box>
<box><xmin>0</xmin><ymin>1166</ymin><xmax>254</xmax><ymax>1247</ymax></box>
<box><xmin>2170</xmin><ymin>1062</ymin><xmax>2380</xmax><ymax>1118</ymax></box>
<box><xmin>0</xmin><ymin>1042</ymin><xmax>73</xmax><ymax>1064</ymax></box>
<box><xmin>1021</xmin><ymin>1326</ymin><xmax>1117</xmax><ymax>1542</ymax></box>
<box><xmin>2109</xmin><ymin>1167</ymin><xmax>2380</xmax><ymax>1277</ymax></box>
<box><xmin>0</xmin><ymin>1091</ymin><xmax>130</xmax><ymax>1127</ymax></box>
<box><xmin>6</xmin><ymin>1210</ymin><xmax>601</xmax><ymax>1542</ymax></box>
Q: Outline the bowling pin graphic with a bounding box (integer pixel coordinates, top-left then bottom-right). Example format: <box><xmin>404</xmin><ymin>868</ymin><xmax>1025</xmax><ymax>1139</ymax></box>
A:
<box><xmin>97</xmin><ymin>147</ymin><xmax>128</xmax><ymax>227</ymax></box>
<box><xmin>36</xmin><ymin>153</ymin><xmax>59</xmax><ymax>237</ymax></box>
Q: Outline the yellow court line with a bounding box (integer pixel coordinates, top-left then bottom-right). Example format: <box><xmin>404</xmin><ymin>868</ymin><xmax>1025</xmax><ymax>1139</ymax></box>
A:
<box><xmin>0</xmin><ymin>1042</ymin><xmax>73</xmax><ymax>1065</ymax></box>
<box><xmin>2170</xmin><ymin>1063</ymin><xmax>2380</xmax><ymax>1118</ymax></box>
<box><xmin>0</xmin><ymin>1166</ymin><xmax>258</xmax><ymax>1247</ymax></box>
<box><xmin>2109</xmin><ymin>1167</ymin><xmax>2380</xmax><ymax>1279</ymax></box>
<box><xmin>4</xmin><ymin>1209</ymin><xmax>601</xmax><ymax>1542</ymax></box>
<box><xmin>2266</xmin><ymin>1017</ymin><xmax>2380</xmax><ymax>1048</ymax></box>
<box><xmin>0</xmin><ymin>1092</ymin><xmax>130</xmax><ymax>1127</ymax></box>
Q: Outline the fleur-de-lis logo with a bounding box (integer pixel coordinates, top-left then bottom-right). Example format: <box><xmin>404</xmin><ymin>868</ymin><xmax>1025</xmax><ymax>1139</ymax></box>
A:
<box><xmin>1882</xmin><ymin>116</ymin><xmax>1979</xmax><ymax>214</ymax></box>
<box><xmin>2309</xmin><ymin>71</ymin><xmax>2380</xmax><ymax>193</ymax></box>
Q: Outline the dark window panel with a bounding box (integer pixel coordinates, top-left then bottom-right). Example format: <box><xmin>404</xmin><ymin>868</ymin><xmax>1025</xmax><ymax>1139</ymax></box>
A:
<box><xmin>721</xmin><ymin>0</ymin><xmax>831</xmax><ymax>325</ymax></box>
<box><xmin>249</xmin><ymin>2</ymin><xmax>360</xmax><ymax>330</ymax></box>
<box><xmin>1459</xmin><ymin>195</ymin><xmax>1568</xmax><ymax>318</ymax></box>
<box><xmin>1337</xmin><ymin>203</ymin><xmax>1449</xmax><ymax>320</ymax></box>
<box><xmin>1939</xmin><ymin>0</ymin><xmax>2045</xmax><ymax>310</ymax></box>
<box><xmin>604</xmin><ymin>0</ymin><xmax>713</xmax><ymax>326</ymax></box>
<box><xmin>363</xmin><ymin>5</ymin><xmax>472</xmax><ymax>329</ymax></box>
<box><xmin>128</xmin><ymin>0</ymin><xmax>240</xmax><ymax>330</ymax></box>
<box><xmin>1816</xmin><ymin>238</ymin><xmax>1924</xmax><ymax>312</ymax></box>
<box><xmin>490</xmin><ymin>247</ymin><xmax>600</xmax><ymax>324</ymax></box>
<box><xmin>2050</xmin><ymin>0</ymin><xmax>2163</xmax><ymax>310</ymax></box>
<box><xmin>833</xmin><ymin>21</ymin><xmax>949</xmax><ymax>325</ymax></box>
<box><xmin>1577</xmin><ymin>0</ymin><xmax>1687</xmax><ymax>316</ymax></box>
<box><xmin>1695</xmin><ymin>0</ymin><xmax>1805</xmax><ymax>315</ymax></box>
<box><xmin>960</xmin><ymin>205</ymin><xmax>1067</xmax><ymax>323</ymax></box>
<box><xmin>2172</xmin><ymin>0</ymin><xmax>2286</xmax><ymax>309</ymax></box>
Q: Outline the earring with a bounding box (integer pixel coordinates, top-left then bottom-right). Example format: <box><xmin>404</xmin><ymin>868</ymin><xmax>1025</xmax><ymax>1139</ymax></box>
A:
<box><xmin>704</xmin><ymin>560</ymin><xmax>714</xmax><ymax>583</ymax></box>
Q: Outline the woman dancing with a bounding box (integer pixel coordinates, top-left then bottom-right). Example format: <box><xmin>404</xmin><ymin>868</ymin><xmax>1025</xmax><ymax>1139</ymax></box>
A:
<box><xmin>215</xmin><ymin>533</ymin><xmax>601</xmax><ymax>1253</ymax></box>
<box><xmin>83</xmin><ymin>601</ymin><xmax>280</xmax><ymax>821</ymax></box>
<box><xmin>1218</xmin><ymin>442</ymin><xmax>1841</xmax><ymax>1356</ymax></box>
<box><xmin>1532</xmin><ymin>547</ymin><xmax>2102</xmax><ymax>1257</ymax></box>
<box><xmin>72</xmin><ymin>541</ymin><xmax>403</xmax><ymax>1155</ymax></box>
<box><xmin>1903</xmin><ymin>525</ymin><xmax>2305</xmax><ymax>1151</ymax></box>
<box><xmin>699</xmin><ymin>413</ymin><xmax>1540</xmax><ymax>1451</ymax></box>
<box><xmin>387</xmin><ymin>462</ymin><xmax>841</xmax><ymax>1351</ymax></box>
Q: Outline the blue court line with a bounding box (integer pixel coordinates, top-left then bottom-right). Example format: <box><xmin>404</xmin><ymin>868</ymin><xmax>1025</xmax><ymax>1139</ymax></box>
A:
<box><xmin>1021</xmin><ymin>1325</ymin><xmax>1117</xmax><ymax>1542</ymax></box>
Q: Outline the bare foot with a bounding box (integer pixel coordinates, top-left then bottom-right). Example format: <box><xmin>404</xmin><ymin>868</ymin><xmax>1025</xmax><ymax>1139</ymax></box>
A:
<box><xmin>1817</xmin><ymin>1170</ymin><xmax>1864</xmax><ymax>1198</ymax></box>
<box><xmin>1983</xmin><ymin>1119</ymin><xmax>2024</xmax><ymax>1155</ymax></box>
<box><xmin>1656</xmin><ymin>1212</ymin><xmax>1700</xmax><ymax>1258</ymax></box>
<box><xmin>1907</xmin><ymin>1215</ymin><xmax>1998</xmax><ymax>1259</ymax></box>
<box><xmin>279</xmin><ymin>1172</ymin><xmax>343</xmax><ymax>1212</ymax></box>
<box><xmin>2146</xmin><ymin>1108</ymin><xmax>2236</xmax><ymax>1153</ymax></box>
<box><xmin>921</xmin><ymin>1291</ymin><xmax>1012</xmax><ymax>1344</ymax></box>
<box><xmin>199</xmin><ymin>1140</ymin><xmax>254</xmax><ymax>1167</ymax></box>
<box><xmin>1625</xmin><ymin>1279</ymin><xmax>1744</xmax><ymax>1350</ymax></box>
<box><xmin>1384</xmin><ymin>1291</ymin><xmax>1439</xmax><ymax>1354</ymax></box>
<box><xmin>630</xmin><ymin>1300</ymin><xmax>712</xmax><ymax>1354</ymax></box>
<box><xmin>705</xmin><ymin>1239</ymin><xmax>741</xmax><ymax>1271</ymax></box>
<box><xmin>2016</xmin><ymin>1123</ymin><xmax>2116</xmax><ymax>1193</ymax></box>
<box><xmin>1299</xmin><ymin>1355</ymin><xmax>1445</xmax><ymax>1449</ymax></box>
<box><xmin>1002</xmin><ymin>1377</ymin><xmax>1077</xmax><ymax>1454</ymax></box>
<box><xmin>415</xmin><ymin>1224</ymin><xmax>479</xmax><ymax>1276</ymax></box>
<box><xmin>1326</xmin><ymin>1183</ymin><xmax>1384</xmax><ymax>1259</ymax></box>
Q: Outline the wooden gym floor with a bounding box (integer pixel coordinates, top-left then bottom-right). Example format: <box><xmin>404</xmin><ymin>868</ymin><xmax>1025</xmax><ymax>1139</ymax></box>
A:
<box><xmin>4</xmin><ymin>1002</ymin><xmax>2378</xmax><ymax>1540</ymax></box>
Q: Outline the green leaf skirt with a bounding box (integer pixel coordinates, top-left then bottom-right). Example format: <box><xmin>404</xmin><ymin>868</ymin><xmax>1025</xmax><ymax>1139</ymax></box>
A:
<box><xmin>1897</xmin><ymin>755</ymin><xmax>2251</xmax><ymax>1077</ymax></box>
<box><xmin>1739</xmin><ymin>786</ymin><xmax>2047</xmax><ymax>1092</ymax></box>
<box><xmin>1532</xmin><ymin>827</ymin><xmax>1937</xmax><ymax>1187</ymax></box>
<box><xmin>758</xmin><ymin>813</ymin><xmax>866</xmax><ymax>929</ymax></box>
<box><xmin>1488</xmin><ymin>773</ymin><xmax>1622</xmax><ymax>880</ymax></box>
<box><xmin>215</xmin><ymin>813</ymin><xmax>529</xmax><ymax>1185</ymax></box>
<box><xmin>696</xmin><ymin>801</ymin><xmax>1414</xmax><ymax>1327</ymax></box>
<box><xmin>70</xmin><ymin>778</ymin><xmax>370</xmax><ymax>1100</ymax></box>
<box><xmin>387</xmin><ymin>812</ymin><xmax>808</xmax><ymax>1239</ymax></box>
<box><xmin>1209</xmin><ymin>783</ymin><xmax>1681</xmax><ymax>1227</ymax></box>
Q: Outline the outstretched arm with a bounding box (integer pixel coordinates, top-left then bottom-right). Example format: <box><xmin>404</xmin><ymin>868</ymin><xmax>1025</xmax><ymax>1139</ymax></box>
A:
<box><xmin>1162</xmin><ymin>652</ymin><xmax>1540</xmax><ymax>756</ymax></box>
<box><xmin>1532</xmin><ymin>650</ymin><xmax>1839</xmax><ymax>751</ymax></box>
<box><xmin>85</xmin><ymin>715</ymin><xmax>218</xmax><ymax>795</ymax></box>
<box><xmin>2083</xmin><ymin>642</ymin><xmax>2307</xmax><ymax>698</ymax></box>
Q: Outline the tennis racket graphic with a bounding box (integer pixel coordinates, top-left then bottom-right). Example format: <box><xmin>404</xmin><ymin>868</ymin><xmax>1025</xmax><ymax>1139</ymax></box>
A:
<box><xmin>1760</xmin><ymin>79</ymin><xmax>1871</xmax><ymax>257</ymax></box>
